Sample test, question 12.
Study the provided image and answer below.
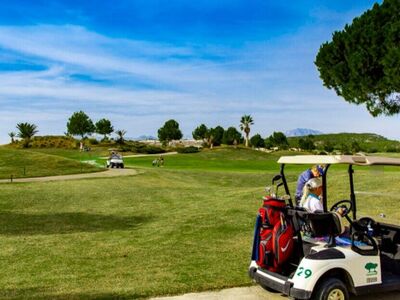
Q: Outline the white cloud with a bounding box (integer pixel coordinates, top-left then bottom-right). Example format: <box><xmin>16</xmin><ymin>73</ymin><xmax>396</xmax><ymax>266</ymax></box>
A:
<box><xmin>0</xmin><ymin>23</ymin><xmax>399</xmax><ymax>145</ymax></box>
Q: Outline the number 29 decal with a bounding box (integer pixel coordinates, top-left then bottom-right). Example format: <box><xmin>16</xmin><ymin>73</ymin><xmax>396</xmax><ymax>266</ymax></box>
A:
<box><xmin>297</xmin><ymin>267</ymin><xmax>312</xmax><ymax>278</ymax></box>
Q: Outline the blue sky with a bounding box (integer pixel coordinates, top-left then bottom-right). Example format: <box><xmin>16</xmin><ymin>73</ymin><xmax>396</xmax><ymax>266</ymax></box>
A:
<box><xmin>1</xmin><ymin>0</ymin><xmax>397</xmax><ymax>144</ymax></box>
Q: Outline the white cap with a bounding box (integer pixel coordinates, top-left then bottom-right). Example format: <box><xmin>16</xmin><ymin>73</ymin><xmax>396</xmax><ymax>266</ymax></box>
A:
<box><xmin>306</xmin><ymin>177</ymin><xmax>322</xmax><ymax>189</ymax></box>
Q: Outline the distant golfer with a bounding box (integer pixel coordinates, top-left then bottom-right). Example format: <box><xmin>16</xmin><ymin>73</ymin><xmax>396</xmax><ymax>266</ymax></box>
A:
<box><xmin>295</xmin><ymin>165</ymin><xmax>324</xmax><ymax>205</ymax></box>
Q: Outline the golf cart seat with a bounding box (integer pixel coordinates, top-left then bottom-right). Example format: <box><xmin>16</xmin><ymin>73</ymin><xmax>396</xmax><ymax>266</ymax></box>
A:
<box><xmin>307</xmin><ymin>212</ymin><xmax>344</xmax><ymax>247</ymax></box>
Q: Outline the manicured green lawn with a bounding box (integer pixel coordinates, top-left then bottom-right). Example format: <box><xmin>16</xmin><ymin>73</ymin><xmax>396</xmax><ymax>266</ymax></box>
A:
<box><xmin>0</xmin><ymin>169</ymin><xmax>268</xmax><ymax>299</ymax></box>
<box><xmin>121</xmin><ymin>148</ymin><xmax>303</xmax><ymax>173</ymax></box>
<box><xmin>0</xmin><ymin>147</ymin><xmax>101</xmax><ymax>179</ymax></box>
<box><xmin>28</xmin><ymin>147</ymin><xmax>107</xmax><ymax>160</ymax></box>
<box><xmin>1</xmin><ymin>148</ymin><xmax>399</xmax><ymax>299</ymax></box>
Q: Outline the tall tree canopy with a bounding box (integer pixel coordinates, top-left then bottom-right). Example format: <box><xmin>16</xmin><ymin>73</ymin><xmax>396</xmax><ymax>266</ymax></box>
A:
<box><xmin>211</xmin><ymin>126</ymin><xmax>224</xmax><ymax>146</ymax></box>
<box><xmin>315</xmin><ymin>0</ymin><xmax>400</xmax><ymax>116</ymax></box>
<box><xmin>250</xmin><ymin>134</ymin><xmax>265</xmax><ymax>148</ymax></box>
<box><xmin>205</xmin><ymin>126</ymin><xmax>224</xmax><ymax>148</ymax></box>
<box><xmin>158</xmin><ymin>119</ymin><xmax>183</xmax><ymax>144</ymax></box>
<box><xmin>67</xmin><ymin>111</ymin><xmax>95</xmax><ymax>139</ymax></box>
<box><xmin>192</xmin><ymin>124</ymin><xmax>208</xmax><ymax>140</ymax></box>
<box><xmin>95</xmin><ymin>118</ymin><xmax>114</xmax><ymax>140</ymax></box>
<box><xmin>222</xmin><ymin>127</ymin><xmax>242</xmax><ymax>145</ymax></box>
<box><xmin>192</xmin><ymin>124</ymin><xmax>224</xmax><ymax>148</ymax></box>
<box><xmin>265</xmin><ymin>132</ymin><xmax>288</xmax><ymax>149</ymax></box>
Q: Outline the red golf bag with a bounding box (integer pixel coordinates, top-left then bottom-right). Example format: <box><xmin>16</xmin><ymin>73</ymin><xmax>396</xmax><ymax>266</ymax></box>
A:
<box><xmin>256</xmin><ymin>196</ymin><xmax>294</xmax><ymax>271</ymax></box>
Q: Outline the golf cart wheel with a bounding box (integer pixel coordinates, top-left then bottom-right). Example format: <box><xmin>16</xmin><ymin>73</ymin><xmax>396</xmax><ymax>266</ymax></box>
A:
<box><xmin>121</xmin><ymin>164</ymin><xmax>124</xmax><ymax>168</ymax></box>
<box><xmin>312</xmin><ymin>278</ymin><xmax>349</xmax><ymax>300</ymax></box>
<box><xmin>111</xmin><ymin>163</ymin><xmax>115</xmax><ymax>168</ymax></box>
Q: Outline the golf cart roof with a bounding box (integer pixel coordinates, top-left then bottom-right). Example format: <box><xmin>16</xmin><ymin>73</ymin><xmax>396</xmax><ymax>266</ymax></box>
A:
<box><xmin>278</xmin><ymin>155</ymin><xmax>400</xmax><ymax>166</ymax></box>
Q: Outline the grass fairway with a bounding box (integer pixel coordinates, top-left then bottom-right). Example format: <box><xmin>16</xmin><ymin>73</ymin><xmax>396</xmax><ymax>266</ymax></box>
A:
<box><xmin>0</xmin><ymin>147</ymin><xmax>101</xmax><ymax>179</ymax></box>
<box><xmin>122</xmin><ymin>148</ymin><xmax>295</xmax><ymax>172</ymax></box>
<box><xmin>1</xmin><ymin>148</ymin><xmax>399</xmax><ymax>299</ymax></box>
<box><xmin>0</xmin><ymin>169</ymin><xmax>269</xmax><ymax>299</ymax></box>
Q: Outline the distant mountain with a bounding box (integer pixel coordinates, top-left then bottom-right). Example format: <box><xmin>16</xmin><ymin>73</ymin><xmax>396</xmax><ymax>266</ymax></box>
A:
<box><xmin>285</xmin><ymin>128</ymin><xmax>323</xmax><ymax>137</ymax></box>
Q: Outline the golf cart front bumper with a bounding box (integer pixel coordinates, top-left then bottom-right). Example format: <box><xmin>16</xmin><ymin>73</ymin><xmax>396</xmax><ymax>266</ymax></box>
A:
<box><xmin>249</xmin><ymin>263</ymin><xmax>312</xmax><ymax>300</ymax></box>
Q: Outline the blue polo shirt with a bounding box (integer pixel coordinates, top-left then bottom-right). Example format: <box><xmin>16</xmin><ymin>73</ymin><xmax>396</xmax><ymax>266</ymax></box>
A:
<box><xmin>295</xmin><ymin>169</ymin><xmax>314</xmax><ymax>199</ymax></box>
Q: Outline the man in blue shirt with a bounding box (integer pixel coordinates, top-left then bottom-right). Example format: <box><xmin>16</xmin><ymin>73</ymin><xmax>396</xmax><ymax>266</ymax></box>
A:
<box><xmin>295</xmin><ymin>165</ymin><xmax>324</xmax><ymax>205</ymax></box>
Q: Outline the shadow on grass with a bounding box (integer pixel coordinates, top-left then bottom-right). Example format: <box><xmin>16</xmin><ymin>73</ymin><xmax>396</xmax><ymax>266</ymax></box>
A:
<box><xmin>0</xmin><ymin>212</ymin><xmax>153</xmax><ymax>235</ymax></box>
<box><xmin>0</xmin><ymin>287</ymin><xmax>148</xmax><ymax>300</ymax></box>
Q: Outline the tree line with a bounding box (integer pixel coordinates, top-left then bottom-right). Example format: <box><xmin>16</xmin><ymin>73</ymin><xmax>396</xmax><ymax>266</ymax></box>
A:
<box><xmin>6</xmin><ymin>110</ymin><xmax>311</xmax><ymax>150</ymax></box>
<box><xmin>8</xmin><ymin>111</ymin><xmax>399</xmax><ymax>153</ymax></box>
<box><xmin>8</xmin><ymin>111</ymin><xmax>262</xmax><ymax>148</ymax></box>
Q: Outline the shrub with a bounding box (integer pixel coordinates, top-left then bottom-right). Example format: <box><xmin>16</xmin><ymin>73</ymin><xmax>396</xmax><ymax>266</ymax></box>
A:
<box><xmin>176</xmin><ymin>146</ymin><xmax>200</xmax><ymax>154</ymax></box>
<box><xmin>386</xmin><ymin>146</ymin><xmax>399</xmax><ymax>153</ymax></box>
<box><xmin>138</xmin><ymin>145</ymin><xmax>165</xmax><ymax>154</ymax></box>
<box><xmin>88</xmin><ymin>138</ymin><xmax>99</xmax><ymax>145</ymax></box>
<box><xmin>119</xmin><ymin>142</ymin><xmax>166</xmax><ymax>154</ymax></box>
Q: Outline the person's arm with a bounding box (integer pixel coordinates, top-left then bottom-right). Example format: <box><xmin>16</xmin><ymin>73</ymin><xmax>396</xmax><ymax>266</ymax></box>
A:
<box><xmin>296</xmin><ymin>170</ymin><xmax>311</xmax><ymax>197</ymax></box>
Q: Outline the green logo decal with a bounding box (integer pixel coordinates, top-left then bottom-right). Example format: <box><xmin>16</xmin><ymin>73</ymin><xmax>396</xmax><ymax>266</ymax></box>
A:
<box><xmin>296</xmin><ymin>267</ymin><xmax>312</xmax><ymax>279</ymax></box>
<box><xmin>365</xmin><ymin>262</ymin><xmax>378</xmax><ymax>276</ymax></box>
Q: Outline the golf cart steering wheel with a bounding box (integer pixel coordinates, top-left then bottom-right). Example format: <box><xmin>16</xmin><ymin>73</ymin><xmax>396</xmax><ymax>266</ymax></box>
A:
<box><xmin>330</xmin><ymin>200</ymin><xmax>353</xmax><ymax>218</ymax></box>
<box><xmin>355</xmin><ymin>217</ymin><xmax>376</xmax><ymax>232</ymax></box>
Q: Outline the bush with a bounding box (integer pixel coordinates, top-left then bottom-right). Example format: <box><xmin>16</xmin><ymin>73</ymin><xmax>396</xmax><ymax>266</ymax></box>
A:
<box><xmin>176</xmin><ymin>146</ymin><xmax>200</xmax><ymax>154</ymax></box>
<box><xmin>138</xmin><ymin>145</ymin><xmax>165</xmax><ymax>154</ymax></box>
<box><xmin>386</xmin><ymin>146</ymin><xmax>399</xmax><ymax>153</ymax></box>
<box><xmin>87</xmin><ymin>138</ymin><xmax>99</xmax><ymax>145</ymax></box>
<box><xmin>119</xmin><ymin>142</ymin><xmax>166</xmax><ymax>154</ymax></box>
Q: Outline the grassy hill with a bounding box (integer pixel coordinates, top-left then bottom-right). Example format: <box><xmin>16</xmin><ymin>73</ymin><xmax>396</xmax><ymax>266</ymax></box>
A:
<box><xmin>288</xmin><ymin>132</ymin><xmax>400</xmax><ymax>153</ymax></box>
<box><xmin>0</xmin><ymin>147</ymin><xmax>101</xmax><ymax>179</ymax></box>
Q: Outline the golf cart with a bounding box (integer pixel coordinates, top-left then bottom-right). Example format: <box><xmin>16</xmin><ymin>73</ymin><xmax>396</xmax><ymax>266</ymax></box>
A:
<box><xmin>106</xmin><ymin>150</ymin><xmax>124</xmax><ymax>168</ymax></box>
<box><xmin>249</xmin><ymin>155</ymin><xmax>400</xmax><ymax>300</ymax></box>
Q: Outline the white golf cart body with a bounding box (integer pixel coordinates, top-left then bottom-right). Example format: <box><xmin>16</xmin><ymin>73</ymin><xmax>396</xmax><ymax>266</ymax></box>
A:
<box><xmin>106</xmin><ymin>152</ymin><xmax>124</xmax><ymax>168</ymax></box>
<box><xmin>249</xmin><ymin>155</ymin><xmax>400</xmax><ymax>299</ymax></box>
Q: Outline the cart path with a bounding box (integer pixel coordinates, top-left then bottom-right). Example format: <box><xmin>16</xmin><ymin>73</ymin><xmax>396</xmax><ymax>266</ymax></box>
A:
<box><xmin>150</xmin><ymin>286</ymin><xmax>400</xmax><ymax>300</ymax></box>
<box><xmin>0</xmin><ymin>168</ymin><xmax>139</xmax><ymax>183</ymax></box>
<box><xmin>150</xmin><ymin>286</ymin><xmax>282</xmax><ymax>300</ymax></box>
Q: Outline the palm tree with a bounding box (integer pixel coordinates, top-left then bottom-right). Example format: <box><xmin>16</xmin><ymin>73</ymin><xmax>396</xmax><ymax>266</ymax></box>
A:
<box><xmin>115</xmin><ymin>129</ymin><xmax>127</xmax><ymax>144</ymax></box>
<box><xmin>16</xmin><ymin>123</ymin><xmax>38</xmax><ymax>147</ymax></box>
<box><xmin>239</xmin><ymin>115</ymin><xmax>254</xmax><ymax>147</ymax></box>
<box><xmin>8</xmin><ymin>132</ymin><xmax>16</xmax><ymax>143</ymax></box>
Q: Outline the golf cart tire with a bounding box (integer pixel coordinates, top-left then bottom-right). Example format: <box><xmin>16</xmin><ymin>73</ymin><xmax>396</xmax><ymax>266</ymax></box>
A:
<box><xmin>312</xmin><ymin>277</ymin><xmax>349</xmax><ymax>300</ymax></box>
<box><xmin>121</xmin><ymin>164</ymin><xmax>124</xmax><ymax>168</ymax></box>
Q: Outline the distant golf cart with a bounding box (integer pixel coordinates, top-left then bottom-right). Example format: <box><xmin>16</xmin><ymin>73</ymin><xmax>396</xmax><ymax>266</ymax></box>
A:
<box><xmin>106</xmin><ymin>149</ymin><xmax>124</xmax><ymax>168</ymax></box>
<box><xmin>249</xmin><ymin>155</ymin><xmax>400</xmax><ymax>300</ymax></box>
